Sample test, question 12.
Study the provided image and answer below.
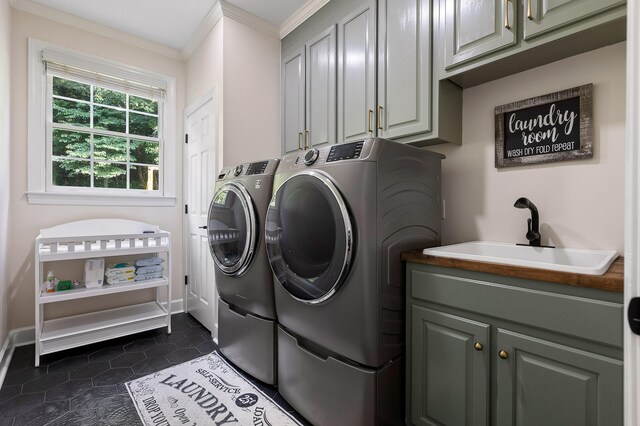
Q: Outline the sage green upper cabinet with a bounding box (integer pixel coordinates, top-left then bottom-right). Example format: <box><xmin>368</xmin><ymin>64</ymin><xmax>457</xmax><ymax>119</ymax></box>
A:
<box><xmin>377</xmin><ymin>0</ymin><xmax>433</xmax><ymax>139</ymax></box>
<box><xmin>281</xmin><ymin>0</ymin><xmax>462</xmax><ymax>150</ymax></box>
<box><xmin>282</xmin><ymin>27</ymin><xmax>337</xmax><ymax>154</ymax></box>
<box><xmin>443</xmin><ymin>0</ymin><xmax>516</xmax><ymax>69</ymax></box>
<box><xmin>524</xmin><ymin>0</ymin><xmax>625</xmax><ymax>40</ymax></box>
<box><xmin>306</xmin><ymin>26</ymin><xmax>337</xmax><ymax>150</ymax></box>
<box><xmin>440</xmin><ymin>0</ymin><xmax>626</xmax><ymax>87</ymax></box>
<box><xmin>337</xmin><ymin>1</ymin><xmax>377</xmax><ymax>143</ymax></box>
<box><xmin>282</xmin><ymin>47</ymin><xmax>305</xmax><ymax>153</ymax></box>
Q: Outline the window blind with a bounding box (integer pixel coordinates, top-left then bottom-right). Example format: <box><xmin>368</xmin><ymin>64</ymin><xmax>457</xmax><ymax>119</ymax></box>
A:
<box><xmin>43</xmin><ymin>51</ymin><xmax>165</xmax><ymax>101</ymax></box>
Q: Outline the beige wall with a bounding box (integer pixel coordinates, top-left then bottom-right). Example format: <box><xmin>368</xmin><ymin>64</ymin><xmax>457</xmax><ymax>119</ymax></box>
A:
<box><xmin>186</xmin><ymin>21</ymin><xmax>224</xmax><ymax>171</ymax></box>
<box><xmin>186</xmin><ymin>18</ymin><xmax>280</xmax><ymax>170</ymax></box>
<box><xmin>429</xmin><ymin>42</ymin><xmax>626</xmax><ymax>254</ymax></box>
<box><xmin>0</xmin><ymin>0</ymin><xmax>11</xmax><ymax>344</ymax></box>
<box><xmin>9</xmin><ymin>10</ymin><xmax>186</xmax><ymax>329</ymax></box>
<box><xmin>222</xmin><ymin>19</ymin><xmax>280</xmax><ymax>165</ymax></box>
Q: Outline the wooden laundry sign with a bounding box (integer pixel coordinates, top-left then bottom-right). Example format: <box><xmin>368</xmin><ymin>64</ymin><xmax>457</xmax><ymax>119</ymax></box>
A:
<box><xmin>495</xmin><ymin>84</ymin><xmax>593</xmax><ymax>168</ymax></box>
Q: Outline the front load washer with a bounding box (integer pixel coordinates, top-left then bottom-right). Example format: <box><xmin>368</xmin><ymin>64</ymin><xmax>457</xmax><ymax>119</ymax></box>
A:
<box><xmin>207</xmin><ymin>158</ymin><xmax>279</xmax><ymax>384</ymax></box>
<box><xmin>265</xmin><ymin>138</ymin><xmax>443</xmax><ymax>425</ymax></box>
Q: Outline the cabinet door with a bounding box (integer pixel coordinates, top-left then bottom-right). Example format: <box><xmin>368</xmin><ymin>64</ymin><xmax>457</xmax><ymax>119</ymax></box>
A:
<box><xmin>337</xmin><ymin>0</ymin><xmax>376</xmax><ymax>143</ymax></box>
<box><xmin>443</xmin><ymin>0</ymin><xmax>517</xmax><ymax>69</ymax></box>
<box><xmin>524</xmin><ymin>0</ymin><xmax>625</xmax><ymax>40</ymax></box>
<box><xmin>411</xmin><ymin>306</ymin><xmax>490</xmax><ymax>426</ymax></box>
<box><xmin>377</xmin><ymin>0</ymin><xmax>431</xmax><ymax>139</ymax></box>
<box><xmin>305</xmin><ymin>25</ymin><xmax>336</xmax><ymax>150</ymax></box>
<box><xmin>282</xmin><ymin>47</ymin><xmax>305</xmax><ymax>154</ymax></box>
<box><xmin>496</xmin><ymin>329</ymin><xmax>623</xmax><ymax>426</ymax></box>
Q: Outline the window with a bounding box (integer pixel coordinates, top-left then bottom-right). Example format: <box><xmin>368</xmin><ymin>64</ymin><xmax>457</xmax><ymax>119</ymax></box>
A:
<box><xmin>28</xmin><ymin>39</ymin><xmax>177</xmax><ymax>205</ymax></box>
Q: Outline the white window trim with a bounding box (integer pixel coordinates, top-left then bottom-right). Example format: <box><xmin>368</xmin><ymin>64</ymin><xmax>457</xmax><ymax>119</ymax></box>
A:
<box><xmin>27</xmin><ymin>38</ymin><xmax>177</xmax><ymax>206</ymax></box>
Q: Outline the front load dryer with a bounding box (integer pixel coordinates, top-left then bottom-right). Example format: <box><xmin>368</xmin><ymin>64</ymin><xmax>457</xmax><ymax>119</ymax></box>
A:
<box><xmin>265</xmin><ymin>138</ymin><xmax>443</xmax><ymax>425</ymax></box>
<box><xmin>207</xmin><ymin>158</ymin><xmax>279</xmax><ymax>384</ymax></box>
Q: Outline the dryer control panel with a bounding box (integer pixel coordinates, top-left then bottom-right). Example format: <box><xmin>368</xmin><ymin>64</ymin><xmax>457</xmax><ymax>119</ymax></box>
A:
<box><xmin>326</xmin><ymin>141</ymin><xmax>364</xmax><ymax>163</ymax></box>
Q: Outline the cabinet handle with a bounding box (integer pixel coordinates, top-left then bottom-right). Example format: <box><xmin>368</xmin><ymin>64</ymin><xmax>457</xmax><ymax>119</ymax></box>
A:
<box><xmin>298</xmin><ymin>132</ymin><xmax>303</xmax><ymax>150</ymax></box>
<box><xmin>504</xmin><ymin>0</ymin><xmax>511</xmax><ymax>29</ymax></box>
<box><xmin>377</xmin><ymin>105</ymin><xmax>383</xmax><ymax>130</ymax></box>
<box><xmin>368</xmin><ymin>109</ymin><xmax>374</xmax><ymax>133</ymax></box>
<box><xmin>527</xmin><ymin>0</ymin><xmax>533</xmax><ymax>20</ymax></box>
<box><xmin>304</xmin><ymin>130</ymin><xmax>309</xmax><ymax>150</ymax></box>
<box><xmin>474</xmin><ymin>342</ymin><xmax>484</xmax><ymax>351</ymax></box>
<box><xmin>499</xmin><ymin>350</ymin><xmax>509</xmax><ymax>359</ymax></box>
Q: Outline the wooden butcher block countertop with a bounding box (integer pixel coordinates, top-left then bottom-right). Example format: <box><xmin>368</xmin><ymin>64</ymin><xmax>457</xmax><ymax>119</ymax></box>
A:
<box><xmin>401</xmin><ymin>249</ymin><xmax>624</xmax><ymax>293</ymax></box>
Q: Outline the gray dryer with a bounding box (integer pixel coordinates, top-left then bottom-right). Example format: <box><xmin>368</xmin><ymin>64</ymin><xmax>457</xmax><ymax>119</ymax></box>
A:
<box><xmin>265</xmin><ymin>138</ymin><xmax>443</xmax><ymax>425</ymax></box>
<box><xmin>207</xmin><ymin>159</ymin><xmax>279</xmax><ymax>385</ymax></box>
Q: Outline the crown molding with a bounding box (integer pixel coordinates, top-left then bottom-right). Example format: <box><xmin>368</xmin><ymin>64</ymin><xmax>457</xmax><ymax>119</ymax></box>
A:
<box><xmin>181</xmin><ymin>0</ymin><xmax>279</xmax><ymax>59</ymax></box>
<box><xmin>181</xmin><ymin>1</ymin><xmax>223</xmax><ymax>59</ymax></box>
<box><xmin>279</xmin><ymin>0</ymin><xmax>331</xmax><ymax>39</ymax></box>
<box><xmin>220</xmin><ymin>1</ymin><xmax>280</xmax><ymax>39</ymax></box>
<box><xmin>10</xmin><ymin>0</ymin><xmax>183</xmax><ymax>61</ymax></box>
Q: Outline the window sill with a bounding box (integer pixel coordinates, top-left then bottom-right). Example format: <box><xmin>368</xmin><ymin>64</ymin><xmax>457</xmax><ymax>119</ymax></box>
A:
<box><xmin>27</xmin><ymin>192</ymin><xmax>177</xmax><ymax>206</ymax></box>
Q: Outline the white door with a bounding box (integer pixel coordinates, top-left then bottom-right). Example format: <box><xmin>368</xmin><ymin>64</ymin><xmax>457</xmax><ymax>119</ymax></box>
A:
<box><xmin>626</xmin><ymin>3</ymin><xmax>640</xmax><ymax>425</ymax></box>
<box><xmin>185</xmin><ymin>92</ymin><xmax>217</xmax><ymax>336</ymax></box>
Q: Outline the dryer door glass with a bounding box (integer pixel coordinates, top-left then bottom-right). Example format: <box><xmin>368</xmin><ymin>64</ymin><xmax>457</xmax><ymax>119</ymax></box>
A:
<box><xmin>207</xmin><ymin>182</ymin><xmax>257</xmax><ymax>276</ymax></box>
<box><xmin>265</xmin><ymin>171</ymin><xmax>353</xmax><ymax>304</ymax></box>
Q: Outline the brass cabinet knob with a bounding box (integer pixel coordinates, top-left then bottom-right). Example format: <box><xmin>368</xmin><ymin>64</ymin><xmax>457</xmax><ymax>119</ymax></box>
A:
<box><xmin>474</xmin><ymin>342</ymin><xmax>483</xmax><ymax>351</ymax></box>
<box><xmin>499</xmin><ymin>350</ymin><xmax>509</xmax><ymax>359</ymax></box>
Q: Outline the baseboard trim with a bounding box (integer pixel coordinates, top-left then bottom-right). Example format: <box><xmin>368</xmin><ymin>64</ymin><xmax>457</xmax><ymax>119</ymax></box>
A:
<box><xmin>0</xmin><ymin>300</ymin><xmax>185</xmax><ymax>387</ymax></box>
<box><xmin>163</xmin><ymin>298</ymin><xmax>185</xmax><ymax>314</ymax></box>
<box><xmin>0</xmin><ymin>332</ymin><xmax>15</xmax><ymax>387</ymax></box>
<box><xmin>0</xmin><ymin>326</ymin><xmax>34</xmax><ymax>387</ymax></box>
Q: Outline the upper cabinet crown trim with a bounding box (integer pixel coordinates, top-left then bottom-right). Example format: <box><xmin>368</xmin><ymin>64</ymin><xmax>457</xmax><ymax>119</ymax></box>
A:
<box><xmin>280</xmin><ymin>0</ymin><xmax>332</xmax><ymax>39</ymax></box>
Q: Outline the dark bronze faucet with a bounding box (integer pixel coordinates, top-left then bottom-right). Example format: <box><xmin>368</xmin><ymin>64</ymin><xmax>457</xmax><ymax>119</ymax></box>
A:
<box><xmin>514</xmin><ymin>197</ymin><xmax>542</xmax><ymax>247</ymax></box>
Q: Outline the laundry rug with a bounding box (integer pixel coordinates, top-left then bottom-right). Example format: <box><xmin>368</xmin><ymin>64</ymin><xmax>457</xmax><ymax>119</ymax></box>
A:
<box><xmin>126</xmin><ymin>351</ymin><xmax>302</xmax><ymax>426</ymax></box>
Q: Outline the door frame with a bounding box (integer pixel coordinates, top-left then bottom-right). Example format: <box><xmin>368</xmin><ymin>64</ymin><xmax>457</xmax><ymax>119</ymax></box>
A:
<box><xmin>625</xmin><ymin>4</ymin><xmax>640</xmax><ymax>425</ymax></box>
<box><xmin>183</xmin><ymin>88</ymin><xmax>219</xmax><ymax>321</ymax></box>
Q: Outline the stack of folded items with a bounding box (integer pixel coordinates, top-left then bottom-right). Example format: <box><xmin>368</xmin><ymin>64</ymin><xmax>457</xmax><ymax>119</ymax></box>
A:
<box><xmin>105</xmin><ymin>262</ymin><xmax>136</xmax><ymax>285</ymax></box>
<box><xmin>135</xmin><ymin>257</ymin><xmax>164</xmax><ymax>281</ymax></box>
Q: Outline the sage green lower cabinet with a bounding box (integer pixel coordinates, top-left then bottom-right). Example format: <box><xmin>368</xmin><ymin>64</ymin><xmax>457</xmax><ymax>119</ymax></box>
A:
<box><xmin>406</xmin><ymin>263</ymin><xmax>623</xmax><ymax>426</ymax></box>
<box><xmin>496</xmin><ymin>329</ymin><xmax>622</xmax><ymax>426</ymax></box>
<box><xmin>411</xmin><ymin>306</ymin><xmax>489</xmax><ymax>426</ymax></box>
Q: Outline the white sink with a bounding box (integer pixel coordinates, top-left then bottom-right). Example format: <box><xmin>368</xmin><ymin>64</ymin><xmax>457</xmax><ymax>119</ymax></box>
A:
<box><xmin>422</xmin><ymin>241</ymin><xmax>618</xmax><ymax>276</ymax></box>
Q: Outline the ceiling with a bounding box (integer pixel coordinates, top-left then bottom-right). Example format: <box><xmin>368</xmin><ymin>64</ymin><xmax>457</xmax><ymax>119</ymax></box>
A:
<box><xmin>27</xmin><ymin>0</ymin><xmax>309</xmax><ymax>51</ymax></box>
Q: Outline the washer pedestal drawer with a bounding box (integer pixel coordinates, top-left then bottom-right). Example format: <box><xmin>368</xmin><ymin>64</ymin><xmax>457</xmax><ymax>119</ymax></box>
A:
<box><xmin>218</xmin><ymin>298</ymin><xmax>276</xmax><ymax>385</ymax></box>
<box><xmin>277</xmin><ymin>325</ymin><xmax>403</xmax><ymax>426</ymax></box>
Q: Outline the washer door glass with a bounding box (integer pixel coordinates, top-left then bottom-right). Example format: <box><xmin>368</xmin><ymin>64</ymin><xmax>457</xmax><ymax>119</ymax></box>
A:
<box><xmin>207</xmin><ymin>182</ymin><xmax>257</xmax><ymax>276</ymax></box>
<box><xmin>265</xmin><ymin>171</ymin><xmax>353</xmax><ymax>304</ymax></box>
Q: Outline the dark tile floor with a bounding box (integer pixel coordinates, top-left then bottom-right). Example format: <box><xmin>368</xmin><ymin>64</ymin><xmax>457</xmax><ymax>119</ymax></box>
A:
<box><xmin>0</xmin><ymin>313</ymin><xmax>309</xmax><ymax>426</ymax></box>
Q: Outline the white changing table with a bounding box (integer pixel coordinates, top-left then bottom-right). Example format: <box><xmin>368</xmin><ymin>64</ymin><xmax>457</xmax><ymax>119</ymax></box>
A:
<box><xmin>34</xmin><ymin>219</ymin><xmax>172</xmax><ymax>367</ymax></box>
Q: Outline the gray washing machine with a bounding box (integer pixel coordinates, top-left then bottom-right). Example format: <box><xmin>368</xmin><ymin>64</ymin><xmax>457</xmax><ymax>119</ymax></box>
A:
<box><xmin>207</xmin><ymin>158</ymin><xmax>279</xmax><ymax>385</ymax></box>
<box><xmin>265</xmin><ymin>138</ymin><xmax>443</xmax><ymax>425</ymax></box>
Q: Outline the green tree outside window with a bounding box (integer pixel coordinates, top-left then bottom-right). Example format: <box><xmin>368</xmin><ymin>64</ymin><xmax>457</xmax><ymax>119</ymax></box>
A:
<box><xmin>51</xmin><ymin>76</ymin><xmax>160</xmax><ymax>191</ymax></box>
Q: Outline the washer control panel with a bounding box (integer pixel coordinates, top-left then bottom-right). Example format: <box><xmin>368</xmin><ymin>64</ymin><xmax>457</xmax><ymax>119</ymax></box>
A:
<box><xmin>326</xmin><ymin>141</ymin><xmax>364</xmax><ymax>163</ymax></box>
<box><xmin>246</xmin><ymin>161</ymin><xmax>268</xmax><ymax>175</ymax></box>
<box><xmin>216</xmin><ymin>159</ymin><xmax>279</xmax><ymax>181</ymax></box>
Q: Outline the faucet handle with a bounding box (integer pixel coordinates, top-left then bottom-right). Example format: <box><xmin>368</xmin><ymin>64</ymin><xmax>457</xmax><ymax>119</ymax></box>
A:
<box><xmin>526</xmin><ymin>218</ymin><xmax>541</xmax><ymax>243</ymax></box>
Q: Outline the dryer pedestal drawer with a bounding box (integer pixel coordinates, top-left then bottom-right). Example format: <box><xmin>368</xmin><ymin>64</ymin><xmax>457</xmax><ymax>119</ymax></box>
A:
<box><xmin>218</xmin><ymin>298</ymin><xmax>276</xmax><ymax>385</ymax></box>
<box><xmin>277</xmin><ymin>325</ymin><xmax>403</xmax><ymax>426</ymax></box>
